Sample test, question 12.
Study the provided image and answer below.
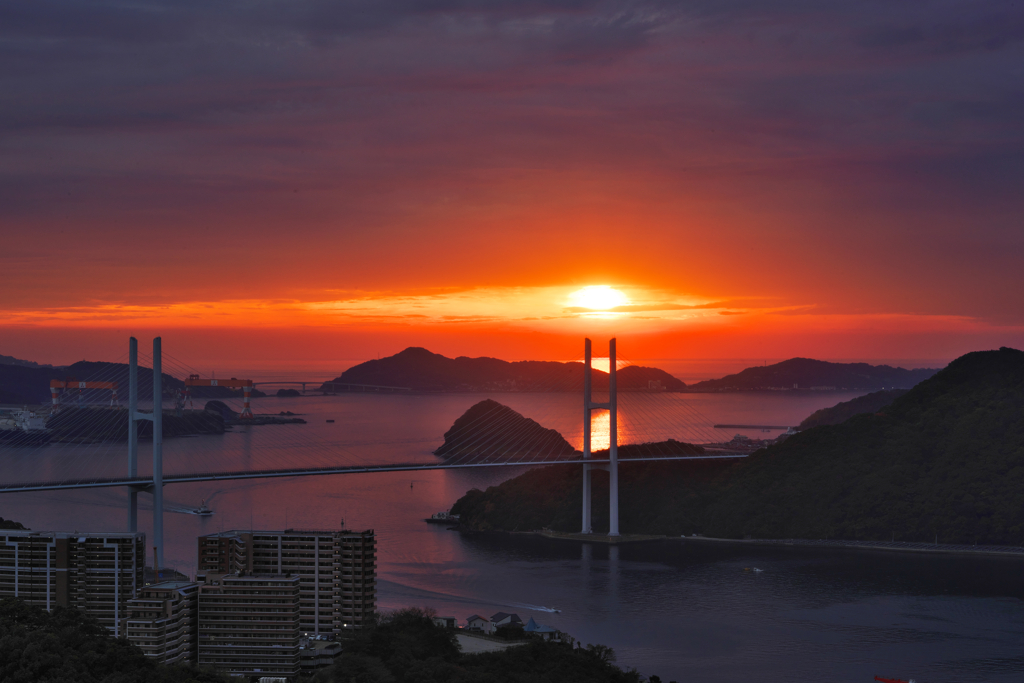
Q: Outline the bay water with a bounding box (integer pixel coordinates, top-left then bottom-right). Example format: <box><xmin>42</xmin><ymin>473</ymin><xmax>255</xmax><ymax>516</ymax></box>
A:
<box><xmin>2</xmin><ymin>391</ymin><xmax>1022</xmax><ymax>682</ymax></box>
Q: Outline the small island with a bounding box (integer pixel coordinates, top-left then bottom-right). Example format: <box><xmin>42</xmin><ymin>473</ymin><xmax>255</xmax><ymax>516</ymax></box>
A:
<box><xmin>434</xmin><ymin>399</ymin><xmax>576</xmax><ymax>461</ymax></box>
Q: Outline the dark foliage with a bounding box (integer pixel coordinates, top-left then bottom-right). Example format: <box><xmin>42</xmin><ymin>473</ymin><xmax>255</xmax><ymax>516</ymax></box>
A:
<box><xmin>0</xmin><ymin>598</ymin><xmax>228</xmax><ymax>683</ymax></box>
<box><xmin>0</xmin><ymin>517</ymin><xmax>26</xmax><ymax>530</ymax></box>
<box><xmin>688</xmin><ymin>357</ymin><xmax>937</xmax><ymax>392</ymax></box>
<box><xmin>314</xmin><ymin>608</ymin><xmax>641</xmax><ymax>683</ymax></box>
<box><xmin>323</xmin><ymin>347</ymin><xmax>687</xmax><ymax>393</ymax></box>
<box><xmin>453</xmin><ymin>349</ymin><xmax>1024</xmax><ymax>544</ymax></box>
<box><xmin>798</xmin><ymin>389</ymin><xmax>908</xmax><ymax>429</ymax></box>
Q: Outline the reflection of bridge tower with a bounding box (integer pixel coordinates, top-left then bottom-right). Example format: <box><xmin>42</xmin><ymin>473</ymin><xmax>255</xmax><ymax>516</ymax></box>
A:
<box><xmin>581</xmin><ymin>338</ymin><xmax>619</xmax><ymax>537</ymax></box>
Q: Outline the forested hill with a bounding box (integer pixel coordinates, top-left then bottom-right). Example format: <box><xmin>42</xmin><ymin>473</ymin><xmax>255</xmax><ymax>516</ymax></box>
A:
<box><xmin>452</xmin><ymin>347</ymin><xmax>1024</xmax><ymax>545</ymax></box>
<box><xmin>798</xmin><ymin>389</ymin><xmax>908</xmax><ymax>430</ymax></box>
<box><xmin>687</xmin><ymin>358</ymin><xmax>938</xmax><ymax>392</ymax></box>
<box><xmin>323</xmin><ymin>347</ymin><xmax>687</xmax><ymax>392</ymax></box>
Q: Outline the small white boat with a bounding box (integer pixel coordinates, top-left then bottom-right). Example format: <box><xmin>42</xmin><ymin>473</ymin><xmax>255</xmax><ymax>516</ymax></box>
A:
<box><xmin>194</xmin><ymin>499</ymin><xmax>214</xmax><ymax>516</ymax></box>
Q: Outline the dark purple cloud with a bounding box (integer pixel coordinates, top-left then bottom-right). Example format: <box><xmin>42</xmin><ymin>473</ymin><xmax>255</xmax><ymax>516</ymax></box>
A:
<box><xmin>0</xmin><ymin>0</ymin><xmax>1022</xmax><ymax>324</ymax></box>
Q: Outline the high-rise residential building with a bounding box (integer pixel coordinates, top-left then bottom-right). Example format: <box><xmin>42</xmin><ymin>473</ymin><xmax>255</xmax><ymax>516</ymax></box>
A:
<box><xmin>197</xmin><ymin>528</ymin><xmax>377</xmax><ymax>635</ymax></box>
<box><xmin>0</xmin><ymin>530</ymin><xmax>144</xmax><ymax>637</ymax></box>
<box><xmin>197</xmin><ymin>572</ymin><xmax>301</xmax><ymax>679</ymax></box>
<box><xmin>125</xmin><ymin>581</ymin><xmax>199</xmax><ymax>664</ymax></box>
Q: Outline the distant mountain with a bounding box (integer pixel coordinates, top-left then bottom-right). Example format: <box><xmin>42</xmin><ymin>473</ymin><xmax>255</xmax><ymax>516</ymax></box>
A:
<box><xmin>687</xmin><ymin>358</ymin><xmax>938</xmax><ymax>392</ymax></box>
<box><xmin>452</xmin><ymin>348</ymin><xmax>1024</xmax><ymax>544</ymax></box>
<box><xmin>798</xmin><ymin>389</ymin><xmax>908</xmax><ymax>430</ymax></box>
<box><xmin>0</xmin><ymin>354</ymin><xmax>55</xmax><ymax>369</ymax></box>
<box><xmin>322</xmin><ymin>347</ymin><xmax>687</xmax><ymax>393</ymax></box>
<box><xmin>0</xmin><ymin>361</ymin><xmax>262</xmax><ymax>406</ymax></box>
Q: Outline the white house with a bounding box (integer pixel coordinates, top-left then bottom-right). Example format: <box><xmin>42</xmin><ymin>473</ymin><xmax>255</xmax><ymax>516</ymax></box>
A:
<box><xmin>465</xmin><ymin>614</ymin><xmax>490</xmax><ymax>633</ymax></box>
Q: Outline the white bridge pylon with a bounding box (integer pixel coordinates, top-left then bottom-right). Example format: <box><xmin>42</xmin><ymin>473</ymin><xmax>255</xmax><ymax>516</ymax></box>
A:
<box><xmin>125</xmin><ymin>336</ymin><xmax>165</xmax><ymax>570</ymax></box>
<box><xmin>581</xmin><ymin>337</ymin><xmax>620</xmax><ymax>537</ymax></box>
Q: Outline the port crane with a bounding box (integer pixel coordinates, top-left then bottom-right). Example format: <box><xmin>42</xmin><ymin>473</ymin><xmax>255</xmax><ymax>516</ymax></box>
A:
<box><xmin>49</xmin><ymin>379</ymin><xmax>119</xmax><ymax>413</ymax></box>
<box><xmin>183</xmin><ymin>375</ymin><xmax>254</xmax><ymax>419</ymax></box>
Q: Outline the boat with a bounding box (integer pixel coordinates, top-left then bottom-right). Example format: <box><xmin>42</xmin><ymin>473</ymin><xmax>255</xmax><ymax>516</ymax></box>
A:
<box><xmin>0</xmin><ymin>410</ymin><xmax>52</xmax><ymax>447</ymax></box>
<box><xmin>194</xmin><ymin>499</ymin><xmax>214</xmax><ymax>516</ymax></box>
<box><xmin>425</xmin><ymin>511</ymin><xmax>460</xmax><ymax>524</ymax></box>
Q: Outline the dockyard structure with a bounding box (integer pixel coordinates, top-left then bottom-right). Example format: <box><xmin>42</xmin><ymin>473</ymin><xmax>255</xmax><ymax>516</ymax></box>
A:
<box><xmin>197</xmin><ymin>572</ymin><xmax>301</xmax><ymax>679</ymax></box>
<box><xmin>198</xmin><ymin>528</ymin><xmax>377</xmax><ymax>635</ymax></box>
<box><xmin>0</xmin><ymin>530</ymin><xmax>144</xmax><ymax>636</ymax></box>
<box><xmin>125</xmin><ymin>581</ymin><xmax>199</xmax><ymax>664</ymax></box>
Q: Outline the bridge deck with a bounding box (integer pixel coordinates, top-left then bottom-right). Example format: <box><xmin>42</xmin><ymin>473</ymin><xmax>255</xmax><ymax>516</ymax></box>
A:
<box><xmin>0</xmin><ymin>453</ymin><xmax>746</xmax><ymax>493</ymax></box>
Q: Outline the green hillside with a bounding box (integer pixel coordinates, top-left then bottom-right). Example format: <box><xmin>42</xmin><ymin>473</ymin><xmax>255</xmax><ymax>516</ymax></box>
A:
<box><xmin>452</xmin><ymin>348</ymin><xmax>1024</xmax><ymax>545</ymax></box>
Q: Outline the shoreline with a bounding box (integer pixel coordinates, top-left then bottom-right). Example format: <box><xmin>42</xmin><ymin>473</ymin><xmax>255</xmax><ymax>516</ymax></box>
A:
<box><xmin>518</xmin><ymin>530</ymin><xmax>1024</xmax><ymax>558</ymax></box>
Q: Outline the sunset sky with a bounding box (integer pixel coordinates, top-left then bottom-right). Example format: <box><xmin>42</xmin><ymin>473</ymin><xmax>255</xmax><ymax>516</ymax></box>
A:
<box><xmin>2</xmin><ymin>1</ymin><xmax>1022</xmax><ymax>372</ymax></box>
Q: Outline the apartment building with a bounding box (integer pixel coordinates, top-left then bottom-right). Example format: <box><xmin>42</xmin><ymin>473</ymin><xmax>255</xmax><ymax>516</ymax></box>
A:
<box><xmin>198</xmin><ymin>528</ymin><xmax>376</xmax><ymax>635</ymax></box>
<box><xmin>125</xmin><ymin>581</ymin><xmax>199</xmax><ymax>664</ymax></box>
<box><xmin>197</xmin><ymin>572</ymin><xmax>300</xmax><ymax>679</ymax></box>
<box><xmin>0</xmin><ymin>530</ymin><xmax>144</xmax><ymax>636</ymax></box>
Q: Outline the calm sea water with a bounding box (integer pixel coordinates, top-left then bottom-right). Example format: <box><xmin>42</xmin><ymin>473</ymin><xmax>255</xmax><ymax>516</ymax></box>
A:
<box><xmin>2</xmin><ymin>392</ymin><xmax>1022</xmax><ymax>683</ymax></box>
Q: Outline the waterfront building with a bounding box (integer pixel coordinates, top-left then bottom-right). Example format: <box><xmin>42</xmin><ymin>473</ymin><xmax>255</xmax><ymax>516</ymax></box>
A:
<box><xmin>198</xmin><ymin>528</ymin><xmax>377</xmax><ymax>635</ymax></box>
<box><xmin>125</xmin><ymin>581</ymin><xmax>199</xmax><ymax>664</ymax></box>
<box><xmin>0</xmin><ymin>530</ymin><xmax>144</xmax><ymax>636</ymax></box>
<box><xmin>524</xmin><ymin>617</ymin><xmax>562</xmax><ymax>641</ymax></box>
<box><xmin>197</xmin><ymin>572</ymin><xmax>301</xmax><ymax>679</ymax></box>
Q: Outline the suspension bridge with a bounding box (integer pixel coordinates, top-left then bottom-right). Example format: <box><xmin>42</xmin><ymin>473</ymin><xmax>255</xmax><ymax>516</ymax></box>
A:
<box><xmin>0</xmin><ymin>337</ymin><xmax>751</xmax><ymax>567</ymax></box>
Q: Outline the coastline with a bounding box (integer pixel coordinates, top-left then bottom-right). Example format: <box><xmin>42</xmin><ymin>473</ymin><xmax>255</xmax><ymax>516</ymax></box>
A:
<box><xmin>516</xmin><ymin>530</ymin><xmax>1024</xmax><ymax>558</ymax></box>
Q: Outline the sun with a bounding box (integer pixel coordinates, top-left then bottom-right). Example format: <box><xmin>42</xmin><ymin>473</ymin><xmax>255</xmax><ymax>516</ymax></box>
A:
<box><xmin>568</xmin><ymin>285</ymin><xmax>630</xmax><ymax>311</ymax></box>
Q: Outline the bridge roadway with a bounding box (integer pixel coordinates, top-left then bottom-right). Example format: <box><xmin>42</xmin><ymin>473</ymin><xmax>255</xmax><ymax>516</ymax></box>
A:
<box><xmin>0</xmin><ymin>453</ymin><xmax>747</xmax><ymax>493</ymax></box>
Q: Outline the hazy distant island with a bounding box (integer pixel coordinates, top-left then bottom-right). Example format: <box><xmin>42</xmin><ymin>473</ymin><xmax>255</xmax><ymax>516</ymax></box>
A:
<box><xmin>450</xmin><ymin>348</ymin><xmax>1024</xmax><ymax>545</ymax></box>
<box><xmin>320</xmin><ymin>347</ymin><xmax>688</xmax><ymax>393</ymax></box>
<box><xmin>687</xmin><ymin>357</ymin><xmax>938</xmax><ymax>392</ymax></box>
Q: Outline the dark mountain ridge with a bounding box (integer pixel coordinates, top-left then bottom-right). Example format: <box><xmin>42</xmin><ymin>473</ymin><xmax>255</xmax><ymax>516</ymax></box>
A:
<box><xmin>798</xmin><ymin>389</ymin><xmax>908</xmax><ymax>430</ymax></box>
<box><xmin>688</xmin><ymin>357</ymin><xmax>938</xmax><ymax>392</ymax></box>
<box><xmin>452</xmin><ymin>348</ymin><xmax>1024</xmax><ymax>544</ymax></box>
<box><xmin>323</xmin><ymin>347</ymin><xmax>687</xmax><ymax>393</ymax></box>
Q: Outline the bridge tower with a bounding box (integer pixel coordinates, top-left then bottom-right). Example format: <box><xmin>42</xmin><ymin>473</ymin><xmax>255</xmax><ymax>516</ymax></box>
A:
<box><xmin>127</xmin><ymin>336</ymin><xmax>165</xmax><ymax>571</ymax></box>
<box><xmin>581</xmin><ymin>337</ymin><xmax>619</xmax><ymax>537</ymax></box>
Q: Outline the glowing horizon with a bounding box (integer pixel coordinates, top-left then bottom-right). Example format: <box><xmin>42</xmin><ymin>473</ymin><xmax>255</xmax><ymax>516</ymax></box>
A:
<box><xmin>1</xmin><ymin>2</ymin><xmax>1022</xmax><ymax>369</ymax></box>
